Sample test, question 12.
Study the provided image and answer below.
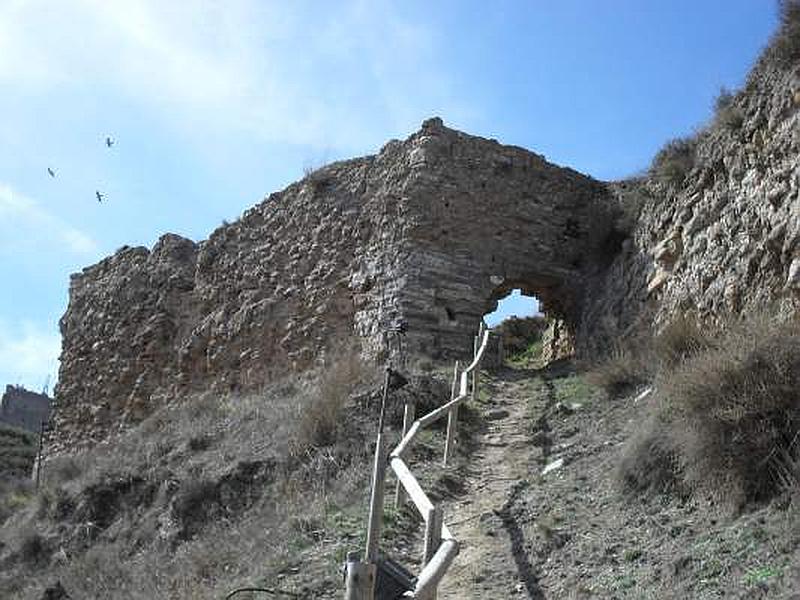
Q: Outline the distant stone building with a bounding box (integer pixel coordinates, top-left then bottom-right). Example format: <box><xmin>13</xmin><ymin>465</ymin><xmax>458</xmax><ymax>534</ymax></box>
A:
<box><xmin>0</xmin><ymin>385</ymin><xmax>52</xmax><ymax>433</ymax></box>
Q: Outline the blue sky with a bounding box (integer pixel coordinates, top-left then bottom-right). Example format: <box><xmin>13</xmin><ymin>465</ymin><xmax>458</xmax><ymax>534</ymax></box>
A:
<box><xmin>0</xmin><ymin>1</ymin><xmax>778</xmax><ymax>390</ymax></box>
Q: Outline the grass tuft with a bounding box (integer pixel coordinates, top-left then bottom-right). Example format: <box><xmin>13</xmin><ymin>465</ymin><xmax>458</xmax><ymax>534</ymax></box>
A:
<box><xmin>619</xmin><ymin>314</ymin><xmax>800</xmax><ymax>507</ymax></box>
<box><xmin>650</xmin><ymin>136</ymin><xmax>697</xmax><ymax>188</ymax></box>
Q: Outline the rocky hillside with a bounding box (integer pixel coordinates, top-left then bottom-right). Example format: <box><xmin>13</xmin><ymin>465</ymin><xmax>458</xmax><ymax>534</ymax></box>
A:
<box><xmin>583</xmin><ymin>18</ymin><xmax>800</xmax><ymax>352</ymax></box>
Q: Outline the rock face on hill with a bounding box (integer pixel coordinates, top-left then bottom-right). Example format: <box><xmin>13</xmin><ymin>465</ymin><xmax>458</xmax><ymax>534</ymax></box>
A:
<box><xmin>54</xmin><ymin>118</ymin><xmax>619</xmax><ymax>447</ymax></box>
<box><xmin>54</xmin><ymin>34</ymin><xmax>800</xmax><ymax>448</ymax></box>
<box><xmin>584</xmin><ymin>58</ymin><xmax>800</xmax><ymax>353</ymax></box>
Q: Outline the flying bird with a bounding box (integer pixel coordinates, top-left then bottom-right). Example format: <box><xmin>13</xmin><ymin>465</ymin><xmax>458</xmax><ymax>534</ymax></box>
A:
<box><xmin>47</xmin><ymin>168</ymin><xmax>55</xmax><ymax>178</ymax></box>
<box><xmin>105</xmin><ymin>136</ymin><xmax>114</xmax><ymax>148</ymax></box>
<box><xmin>96</xmin><ymin>191</ymin><xmax>105</xmax><ymax>203</ymax></box>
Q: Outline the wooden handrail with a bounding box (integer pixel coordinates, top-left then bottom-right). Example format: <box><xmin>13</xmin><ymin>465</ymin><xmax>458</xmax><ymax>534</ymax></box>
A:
<box><xmin>349</xmin><ymin>324</ymin><xmax>490</xmax><ymax>600</ymax></box>
<box><xmin>389</xmin><ymin>326</ymin><xmax>490</xmax><ymax>598</ymax></box>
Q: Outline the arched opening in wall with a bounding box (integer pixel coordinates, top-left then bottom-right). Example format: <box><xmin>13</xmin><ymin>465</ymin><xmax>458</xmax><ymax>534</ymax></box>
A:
<box><xmin>484</xmin><ymin>288</ymin><xmax>547</xmax><ymax>366</ymax></box>
<box><xmin>484</xmin><ymin>289</ymin><xmax>541</xmax><ymax>327</ymax></box>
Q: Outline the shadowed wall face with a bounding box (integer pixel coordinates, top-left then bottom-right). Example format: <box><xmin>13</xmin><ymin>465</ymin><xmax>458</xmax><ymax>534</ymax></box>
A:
<box><xmin>396</xmin><ymin>118</ymin><xmax>614</xmax><ymax>359</ymax></box>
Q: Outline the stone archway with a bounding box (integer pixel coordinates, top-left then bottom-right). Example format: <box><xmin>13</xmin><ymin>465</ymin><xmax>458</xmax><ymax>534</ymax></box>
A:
<box><xmin>389</xmin><ymin>118</ymin><xmax>615</xmax><ymax>361</ymax></box>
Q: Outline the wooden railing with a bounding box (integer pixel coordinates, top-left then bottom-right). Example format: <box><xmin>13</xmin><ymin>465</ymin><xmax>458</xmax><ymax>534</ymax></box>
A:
<box><xmin>345</xmin><ymin>323</ymin><xmax>490</xmax><ymax>599</ymax></box>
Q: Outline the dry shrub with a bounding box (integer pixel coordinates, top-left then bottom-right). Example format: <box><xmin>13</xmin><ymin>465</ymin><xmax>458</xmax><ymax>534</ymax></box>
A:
<box><xmin>713</xmin><ymin>87</ymin><xmax>744</xmax><ymax>131</ymax></box>
<box><xmin>617</xmin><ymin>412</ymin><xmax>682</xmax><ymax>496</ymax></box>
<box><xmin>652</xmin><ymin>314</ymin><xmax>713</xmax><ymax>369</ymax></box>
<box><xmin>769</xmin><ymin>0</ymin><xmax>800</xmax><ymax>67</ymax></box>
<box><xmin>296</xmin><ymin>343</ymin><xmax>367</xmax><ymax>449</ymax></box>
<box><xmin>663</xmin><ymin>317</ymin><xmax>800</xmax><ymax>505</ymax></box>
<box><xmin>589</xmin><ymin>315</ymin><xmax>711</xmax><ymax>397</ymax></box>
<box><xmin>0</xmin><ymin>477</ymin><xmax>34</xmax><ymax>524</ymax></box>
<box><xmin>650</xmin><ymin>136</ymin><xmax>697</xmax><ymax>187</ymax></box>
<box><xmin>15</xmin><ymin>527</ymin><xmax>49</xmax><ymax>565</ymax></box>
<box><xmin>620</xmin><ymin>314</ymin><xmax>800</xmax><ymax>507</ymax></box>
<box><xmin>586</xmin><ymin>341</ymin><xmax>653</xmax><ymax>397</ymax></box>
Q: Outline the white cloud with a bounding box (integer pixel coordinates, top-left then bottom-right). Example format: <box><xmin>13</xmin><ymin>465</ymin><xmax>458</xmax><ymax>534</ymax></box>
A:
<box><xmin>0</xmin><ymin>320</ymin><xmax>60</xmax><ymax>392</ymax></box>
<box><xmin>0</xmin><ymin>183</ymin><xmax>98</xmax><ymax>255</ymax></box>
<box><xmin>0</xmin><ymin>0</ymin><xmax>475</xmax><ymax>151</ymax></box>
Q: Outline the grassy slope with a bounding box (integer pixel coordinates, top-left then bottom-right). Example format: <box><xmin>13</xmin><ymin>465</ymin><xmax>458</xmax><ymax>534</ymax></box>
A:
<box><xmin>0</xmin><ymin>423</ymin><xmax>36</xmax><ymax>480</ymax></box>
<box><xmin>0</xmin><ymin>361</ymin><xmax>473</xmax><ymax>600</ymax></box>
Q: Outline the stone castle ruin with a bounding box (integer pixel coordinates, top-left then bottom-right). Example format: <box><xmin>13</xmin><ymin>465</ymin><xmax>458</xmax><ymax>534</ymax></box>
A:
<box><xmin>0</xmin><ymin>385</ymin><xmax>52</xmax><ymax>433</ymax></box>
<box><xmin>55</xmin><ymin>44</ymin><xmax>800</xmax><ymax>449</ymax></box>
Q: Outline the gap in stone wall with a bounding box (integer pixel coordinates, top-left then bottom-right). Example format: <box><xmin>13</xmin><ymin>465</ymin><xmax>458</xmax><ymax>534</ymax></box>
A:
<box><xmin>484</xmin><ymin>288</ymin><xmax>541</xmax><ymax>327</ymax></box>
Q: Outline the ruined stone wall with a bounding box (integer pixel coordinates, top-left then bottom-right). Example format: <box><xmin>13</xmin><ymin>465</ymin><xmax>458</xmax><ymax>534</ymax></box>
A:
<box><xmin>54</xmin><ymin>35</ymin><xmax>800</xmax><ymax>447</ymax></box>
<box><xmin>54</xmin><ymin>118</ymin><xmax>615</xmax><ymax>447</ymax></box>
<box><xmin>0</xmin><ymin>385</ymin><xmax>51</xmax><ymax>433</ymax></box>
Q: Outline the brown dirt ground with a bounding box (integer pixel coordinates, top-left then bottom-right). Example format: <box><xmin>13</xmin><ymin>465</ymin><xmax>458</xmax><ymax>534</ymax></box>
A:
<box><xmin>407</xmin><ymin>361</ymin><xmax>800</xmax><ymax>599</ymax></box>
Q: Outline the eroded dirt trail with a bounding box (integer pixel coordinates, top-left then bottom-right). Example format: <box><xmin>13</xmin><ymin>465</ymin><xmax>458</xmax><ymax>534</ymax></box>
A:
<box><xmin>438</xmin><ymin>370</ymin><xmax>546</xmax><ymax>599</ymax></box>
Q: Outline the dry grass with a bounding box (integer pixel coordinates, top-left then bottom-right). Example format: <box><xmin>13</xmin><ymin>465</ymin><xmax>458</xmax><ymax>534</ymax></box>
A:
<box><xmin>650</xmin><ymin>136</ymin><xmax>697</xmax><ymax>188</ymax></box>
<box><xmin>0</xmin><ymin>350</ymin><xmax>383</xmax><ymax>600</ymax></box>
<box><xmin>619</xmin><ymin>314</ymin><xmax>800</xmax><ymax>508</ymax></box>
<box><xmin>587</xmin><ymin>316</ymin><xmax>710</xmax><ymax>397</ymax></box>
<box><xmin>769</xmin><ymin>0</ymin><xmax>800</xmax><ymax>67</ymax></box>
<box><xmin>295</xmin><ymin>343</ymin><xmax>367</xmax><ymax>450</ymax></box>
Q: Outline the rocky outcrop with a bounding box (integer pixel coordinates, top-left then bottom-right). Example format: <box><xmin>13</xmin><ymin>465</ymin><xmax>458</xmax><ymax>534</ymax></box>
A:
<box><xmin>581</xmin><ymin>54</ymin><xmax>800</xmax><ymax>353</ymax></box>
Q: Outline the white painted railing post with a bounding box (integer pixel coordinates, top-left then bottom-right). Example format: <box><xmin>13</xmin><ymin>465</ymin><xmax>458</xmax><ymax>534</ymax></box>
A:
<box><xmin>365</xmin><ymin>432</ymin><xmax>387</xmax><ymax>566</ymax></box>
<box><xmin>443</xmin><ymin>360</ymin><xmax>460</xmax><ymax>466</ymax></box>
<box><xmin>361</xmin><ymin>369</ymin><xmax>391</xmax><ymax>600</ymax></box>
<box><xmin>396</xmin><ymin>397</ymin><xmax>416</xmax><ymax>508</ymax></box>
<box><xmin>471</xmin><ymin>322</ymin><xmax>484</xmax><ymax>403</ymax></box>
<box><xmin>344</xmin><ymin>551</ymin><xmax>376</xmax><ymax>600</ymax></box>
<box><xmin>421</xmin><ymin>505</ymin><xmax>444</xmax><ymax>600</ymax></box>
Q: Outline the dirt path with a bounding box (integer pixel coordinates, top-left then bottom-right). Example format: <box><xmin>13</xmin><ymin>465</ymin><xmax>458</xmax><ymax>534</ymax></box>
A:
<box><xmin>438</xmin><ymin>370</ymin><xmax>546</xmax><ymax>599</ymax></box>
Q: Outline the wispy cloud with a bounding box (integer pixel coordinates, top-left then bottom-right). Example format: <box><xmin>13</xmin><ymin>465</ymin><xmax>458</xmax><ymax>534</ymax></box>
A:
<box><xmin>0</xmin><ymin>320</ymin><xmax>60</xmax><ymax>392</ymax></box>
<box><xmin>0</xmin><ymin>183</ymin><xmax>98</xmax><ymax>255</ymax></box>
<box><xmin>0</xmin><ymin>0</ymin><xmax>475</xmax><ymax>152</ymax></box>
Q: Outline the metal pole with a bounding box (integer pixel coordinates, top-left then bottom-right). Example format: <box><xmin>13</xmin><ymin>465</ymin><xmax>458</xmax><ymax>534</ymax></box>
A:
<box><xmin>34</xmin><ymin>420</ymin><xmax>45</xmax><ymax>489</ymax></box>
<box><xmin>443</xmin><ymin>361</ymin><xmax>460</xmax><ymax>466</ymax></box>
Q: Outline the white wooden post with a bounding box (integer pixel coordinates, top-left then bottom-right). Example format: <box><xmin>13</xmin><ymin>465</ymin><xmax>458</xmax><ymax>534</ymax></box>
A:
<box><xmin>344</xmin><ymin>552</ymin><xmax>376</xmax><ymax>600</ymax></box>
<box><xmin>443</xmin><ymin>361</ymin><xmax>460</xmax><ymax>466</ymax></box>
<box><xmin>395</xmin><ymin>398</ymin><xmax>416</xmax><ymax>508</ymax></box>
<box><xmin>365</xmin><ymin>432</ymin><xmax>387</xmax><ymax>565</ymax></box>
<box><xmin>472</xmin><ymin>323</ymin><xmax>484</xmax><ymax>402</ymax></box>
<box><xmin>421</xmin><ymin>505</ymin><xmax>444</xmax><ymax>600</ymax></box>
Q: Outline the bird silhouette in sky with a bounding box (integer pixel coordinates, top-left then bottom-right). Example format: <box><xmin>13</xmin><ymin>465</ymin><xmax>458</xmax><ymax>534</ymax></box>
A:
<box><xmin>47</xmin><ymin>168</ymin><xmax>55</xmax><ymax>178</ymax></box>
<box><xmin>105</xmin><ymin>136</ymin><xmax>114</xmax><ymax>148</ymax></box>
<box><xmin>96</xmin><ymin>191</ymin><xmax>105</xmax><ymax>203</ymax></box>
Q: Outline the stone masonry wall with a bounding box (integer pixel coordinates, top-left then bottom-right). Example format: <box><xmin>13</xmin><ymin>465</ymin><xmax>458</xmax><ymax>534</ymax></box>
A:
<box><xmin>54</xmin><ymin>30</ymin><xmax>800</xmax><ymax>448</ymax></box>
<box><xmin>54</xmin><ymin>118</ymin><xmax>616</xmax><ymax>448</ymax></box>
